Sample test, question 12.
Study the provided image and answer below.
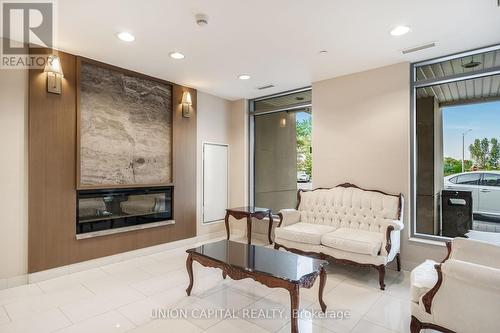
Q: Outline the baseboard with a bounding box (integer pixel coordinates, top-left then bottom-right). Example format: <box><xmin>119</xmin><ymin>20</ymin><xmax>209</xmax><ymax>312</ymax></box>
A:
<box><xmin>24</xmin><ymin>231</ymin><xmax>225</xmax><ymax>285</ymax></box>
<box><xmin>0</xmin><ymin>274</ymin><xmax>29</xmax><ymax>290</ymax></box>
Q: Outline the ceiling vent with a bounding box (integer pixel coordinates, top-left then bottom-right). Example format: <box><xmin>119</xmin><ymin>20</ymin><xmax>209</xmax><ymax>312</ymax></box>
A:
<box><xmin>402</xmin><ymin>42</ymin><xmax>436</xmax><ymax>55</ymax></box>
<box><xmin>257</xmin><ymin>84</ymin><xmax>275</xmax><ymax>90</ymax></box>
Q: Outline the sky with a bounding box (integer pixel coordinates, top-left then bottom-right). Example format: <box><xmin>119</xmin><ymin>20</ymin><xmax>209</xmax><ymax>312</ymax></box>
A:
<box><xmin>443</xmin><ymin>101</ymin><xmax>500</xmax><ymax>160</ymax></box>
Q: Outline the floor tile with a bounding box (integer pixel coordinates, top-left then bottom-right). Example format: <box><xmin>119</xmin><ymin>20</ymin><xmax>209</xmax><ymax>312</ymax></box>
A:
<box><xmin>55</xmin><ymin>310</ymin><xmax>134</xmax><ymax>333</ymax></box>
<box><xmin>0</xmin><ymin>284</ymin><xmax>42</xmax><ymax>306</ymax></box>
<box><xmin>364</xmin><ymin>294</ymin><xmax>411</xmax><ymax>332</ymax></box>
<box><xmin>205</xmin><ymin>317</ymin><xmax>269</xmax><ymax>333</ymax></box>
<box><xmin>117</xmin><ymin>297</ymin><xmax>162</xmax><ymax>326</ymax></box>
<box><xmin>323</xmin><ymin>280</ymin><xmax>382</xmax><ymax>313</ymax></box>
<box><xmin>276</xmin><ymin>318</ymin><xmax>338</xmax><ymax>333</ymax></box>
<box><xmin>0</xmin><ymin>308</ymin><xmax>71</xmax><ymax>333</ymax></box>
<box><xmin>130</xmin><ymin>268</ymin><xmax>186</xmax><ymax>296</ymax></box>
<box><xmin>385</xmin><ymin>271</ymin><xmax>410</xmax><ymax>300</ymax></box>
<box><xmin>202</xmin><ymin>286</ymin><xmax>258</xmax><ymax>311</ymax></box>
<box><xmin>36</xmin><ymin>268</ymin><xmax>106</xmax><ymax>293</ymax></box>
<box><xmin>172</xmin><ymin>295</ymin><xmax>225</xmax><ymax>330</ymax></box>
<box><xmin>60</xmin><ymin>287</ymin><xmax>145</xmax><ymax>323</ymax></box>
<box><xmin>81</xmin><ymin>274</ymin><xmax>130</xmax><ymax>295</ymax></box>
<box><xmin>351</xmin><ymin>319</ymin><xmax>397</xmax><ymax>333</ymax></box>
<box><xmin>0</xmin><ymin>306</ymin><xmax>10</xmax><ymax>325</ymax></box>
<box><xmin>4</xmin><ymin>284</ymin><xmax>94</xmax><ymax>321</ymax></box>
<box><xmin>127</xmin><ymin>318</ymin><xmax>201</xmax><ymax>333</ymax></box>
<box><xmin>239</xmin><ymin>293</ymin><xmax>293</xmax><ymax>332</ymax></box>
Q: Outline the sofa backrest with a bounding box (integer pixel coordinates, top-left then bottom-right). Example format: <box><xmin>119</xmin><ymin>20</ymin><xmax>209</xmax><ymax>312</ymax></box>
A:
<box><xmin>297</xmin><ymin>184</ymin><xmax>401</xmax><ymax>233</ymax></box>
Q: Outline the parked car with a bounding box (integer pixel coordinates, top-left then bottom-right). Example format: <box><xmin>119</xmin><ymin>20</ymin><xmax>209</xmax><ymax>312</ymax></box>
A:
<box><xmin>443</xmin><ymin>171</ymin><xmax>500</xmax><ymax>218</ymax></box>
<box><xmin>297</xmin><ymin>171</ymin><xmax>310</xmax><ymax>183</ymax></box>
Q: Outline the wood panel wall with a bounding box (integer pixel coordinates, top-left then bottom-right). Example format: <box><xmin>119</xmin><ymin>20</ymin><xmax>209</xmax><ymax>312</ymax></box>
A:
<box><xmin>28</xmin><ymin>49</ymin><xmax>197</xmax><ymax>273</ymax></box>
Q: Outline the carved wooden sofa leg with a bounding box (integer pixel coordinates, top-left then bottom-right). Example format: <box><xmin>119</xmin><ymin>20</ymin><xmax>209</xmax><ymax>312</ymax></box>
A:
<box><xmin>377</xmin><ymin>265</ymin><xmax>386</xmax><ymax>290</ymax></box>
<box><xmin>396</xmin><ymin>253</ymin><xmax>401</xmax><ymax>271</ymax></box>
<box><xmin>410</xmin><ymin>316</ymin><xmax>422</xmax><ymax>333</ymax></box>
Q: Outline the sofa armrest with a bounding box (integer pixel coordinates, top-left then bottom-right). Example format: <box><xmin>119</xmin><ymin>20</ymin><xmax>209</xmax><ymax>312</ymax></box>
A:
<box><xmin>277</xmin><ymin>209</ymin><xmax>300</xmax><ymax>227</ymax></box>
<box><xmin>450</xmin><ymin>238</ymin><xmax>500</xmax><ymax>269</ymax></box>
<box><xmin>387</xmin><ymin>219</ymin><xmax>404</xmax><ymax>231</ymax></box>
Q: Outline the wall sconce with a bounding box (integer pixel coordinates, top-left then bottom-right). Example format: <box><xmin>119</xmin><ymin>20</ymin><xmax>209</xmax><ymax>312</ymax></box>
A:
<box><xmin>181</xmin><ymin>91</ymin><xmax>193</xmax><ymax>118</ymax></box>
<box><xmin>279</xmin><ymin>112</ymin><xmax>288</xmax><ymax>128</ymax></box>
<box><xmin>44</xmin><ymin>55</ymin><xmax>64</xmax><ymax>94</ymax></box>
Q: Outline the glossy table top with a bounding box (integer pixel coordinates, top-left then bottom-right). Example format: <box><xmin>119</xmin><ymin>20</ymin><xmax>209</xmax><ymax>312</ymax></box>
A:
<box><xmin>226</xmin><ymin>206</ymin><xmax>271</xmax><ymax>214</ymax></box>
<box><xmin>187</xmin><ymin>240</ymin><xmax>328</xmax><ymax>282</ymax></box>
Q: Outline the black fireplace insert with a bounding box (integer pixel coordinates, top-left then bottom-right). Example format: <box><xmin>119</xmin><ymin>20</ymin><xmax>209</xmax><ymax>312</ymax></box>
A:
<box><xmin>76</xmin><ymin>186</ymin><xmax>173</xmax><ymax>237</ymax></box>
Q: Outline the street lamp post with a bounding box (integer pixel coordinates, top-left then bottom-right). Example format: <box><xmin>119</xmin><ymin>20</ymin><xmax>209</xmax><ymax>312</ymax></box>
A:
<box><xmin>462</xmin><ymin>129</ymin><xmax>472</xmax><ymax>172</ymax></box>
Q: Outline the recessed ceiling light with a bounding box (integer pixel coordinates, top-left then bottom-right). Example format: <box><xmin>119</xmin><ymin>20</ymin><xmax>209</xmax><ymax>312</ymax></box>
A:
<box><xmin>117</xmin><ymin>32</ymin><xmax>135</xmax><ymax>42</ymax></box>
<box><xmin>390</xmin><ymin>26</ymin><xmax>411</xmax><ymax>37</ymax></box>
<box><xmin>238</xmin><ymin>74</ymin><xmax>251</xmax><ymax>80</ymax></box>
<box><xmin>169</xmin><ymin>52</ymin><xmax>185</xmax><ymax>60</ymax></box>
<box><xmin>319</xmin><ymin>50</ymin><xmax>328</xmax><ymax>54</ymax></box>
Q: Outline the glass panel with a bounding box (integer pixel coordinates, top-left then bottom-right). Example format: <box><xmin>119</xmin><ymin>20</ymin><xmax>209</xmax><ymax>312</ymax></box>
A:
<box><xmin>77</xmin><ymin>187</ymin><xmax>172</xmax><ymax>234</ymax></box>
<box><xmin>254</xmin><ymin>109</ymin><xmax>312</xmax><ymax>212</ymax></box>
<box><xmin>482</xmin><ymin>174</ymin><xmax>500</xmax><ymax>187</ymax></box>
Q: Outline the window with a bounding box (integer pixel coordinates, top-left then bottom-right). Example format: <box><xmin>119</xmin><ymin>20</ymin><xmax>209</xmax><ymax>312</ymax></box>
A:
<box><xmin>250</xmin><ymin>88</ymin><xmax>312</xmax><ymax>212</ymax></box>
<box><xmin>412</xmin><ymin>45</ymin><xmax>500</xmax><ymax>240</ymax></box>
<box><xmin>482</xmin><ymin>174</ymin><xmax>500</xmax><ymax>187</ymax></box>
<box><xmin>456</xmin><ymin>173</ymin><xmax>480</xmax><ymax>185</ymax></box>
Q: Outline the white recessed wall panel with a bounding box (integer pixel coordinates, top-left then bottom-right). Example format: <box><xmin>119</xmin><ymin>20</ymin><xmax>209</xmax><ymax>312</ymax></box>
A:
<box><xmin>203</xmin><ymin>143</ymin><xmax>228</xmax><ymax>223</ymax></box>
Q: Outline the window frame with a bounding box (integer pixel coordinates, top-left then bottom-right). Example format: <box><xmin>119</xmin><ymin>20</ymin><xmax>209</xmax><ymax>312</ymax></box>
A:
<box><xmin>410</xmin><ymin>43</ymin><xmax>500</xmax><ymax>243</ymax></box>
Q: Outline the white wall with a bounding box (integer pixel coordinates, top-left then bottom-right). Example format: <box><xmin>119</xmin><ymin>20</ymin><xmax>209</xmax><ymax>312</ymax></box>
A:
<box><xmin>312</xmin><ymin>62</ymin><xmax>447</xmax><ymax>269</ymax></box>
<box><xmin>0</xmin><ymin>64</ymin><xmax>28</xmax><ymax>285</ymax></box>
<box><xmin>196</xmin><ymin>92</ymin><xmax>248</xmax><ymax>236</ymax></box>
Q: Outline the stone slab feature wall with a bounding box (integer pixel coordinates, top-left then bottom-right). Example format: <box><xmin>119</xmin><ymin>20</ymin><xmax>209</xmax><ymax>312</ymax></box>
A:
<box><xmin>79</xmin><ymin>62</ymin><xmax>172</xmax><ymax>186</ymax></box>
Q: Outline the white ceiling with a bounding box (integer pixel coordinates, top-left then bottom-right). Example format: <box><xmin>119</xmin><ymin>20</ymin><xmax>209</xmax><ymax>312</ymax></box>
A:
<box><xmin>47</xmin><ymin>0</ymin><xmax>500</xmax><ymax>100</ymax></box>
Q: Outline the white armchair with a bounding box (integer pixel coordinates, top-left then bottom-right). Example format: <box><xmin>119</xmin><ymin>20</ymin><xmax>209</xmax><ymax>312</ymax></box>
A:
<box><xmin>410</xmin><ymin>238</ymin><xmax>500</xmax><ymax>333</ymax></box>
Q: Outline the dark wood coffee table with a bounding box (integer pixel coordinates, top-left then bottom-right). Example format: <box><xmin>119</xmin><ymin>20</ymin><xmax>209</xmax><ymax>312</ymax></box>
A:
<box><xmin>224</xmin><ymin>206</ymin><xmax>273</xmax><ymax>244</ymax></box>
<box><xmin>186</xmin><ymin>240</ymin><xmax>328</xmax><ymax>333</ymax></box>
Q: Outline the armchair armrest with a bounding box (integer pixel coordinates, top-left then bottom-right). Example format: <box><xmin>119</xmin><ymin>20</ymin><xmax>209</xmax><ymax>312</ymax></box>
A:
<box><xmin>450</xmin><ymin>238</ymin><xmax>500</xmax><ymax>269</ymax></box>
<box><xmin>420</xmin><ymin>259</ymin><xmax>500</xmax><ymax>332</ymax></box>
<box><xmin>277</xmin><ymin>209</ymin><xmax>300</xmax><ymax>227</ymax></box>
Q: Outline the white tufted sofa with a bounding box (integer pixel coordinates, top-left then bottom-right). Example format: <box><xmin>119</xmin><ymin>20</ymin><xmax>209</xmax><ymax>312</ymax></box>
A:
<box><xmin>274</xmin><ymin>183</ymin><xmax>404</xmax><ymax>290</ymax></box>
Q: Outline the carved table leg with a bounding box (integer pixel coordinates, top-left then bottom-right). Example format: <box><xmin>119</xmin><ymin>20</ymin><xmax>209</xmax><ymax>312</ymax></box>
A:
<box><xmin>267</xmin><ymin>212</ymin><xmax>273</xmax><ymax>244</ymax></box>
<box><xmin>186</xmin><ymin>254</ymin><xmax>194</xmax><ymax>296</ymax></box>
<box><xmin>378</xmin><ymin>265</ymin><xmax>386</xmax><ymax>290</ymax></box>
<box><xmin>224</xmin><ymin>211</ymin><xmax>230</xmax><ymax>240</ymax></box>
<box><xmin>289</xmin><ymin>284</ymin><xmax>300</xmax><ymax>333</ymax></box>
<box><xmin>318</xmin><ymin>266</ymin><xmax>327</xmax><ymax>312</ymax></box>
<box><xmin>246</xmin><ymin>216</ymin><xmax>252</xmax><ymax>245</ymax></box>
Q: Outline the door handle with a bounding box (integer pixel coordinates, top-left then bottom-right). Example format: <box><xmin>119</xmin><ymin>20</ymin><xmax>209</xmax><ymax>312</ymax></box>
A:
<box><xmin>480</xmin><ymin>189</ymin><xmax>491</xmax><ymax>193</ymax></box>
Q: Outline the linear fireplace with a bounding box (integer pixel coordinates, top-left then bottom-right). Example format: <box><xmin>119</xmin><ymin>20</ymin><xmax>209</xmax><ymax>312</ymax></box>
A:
<box><xmin>76</xmin><ymin>187</ymin><xmax>173</xmax><ymax>239</ymax></box>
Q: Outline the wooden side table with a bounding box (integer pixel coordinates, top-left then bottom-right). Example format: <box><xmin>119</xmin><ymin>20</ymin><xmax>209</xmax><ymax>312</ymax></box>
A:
<box><xmin>224</xmin><ymin>206</ymin><xmax>273</xmax><ymax>244</ymax></box>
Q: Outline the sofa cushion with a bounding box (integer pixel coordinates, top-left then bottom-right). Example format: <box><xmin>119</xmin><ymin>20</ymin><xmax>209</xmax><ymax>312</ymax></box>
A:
<box><xmin>321</xmin><ymin>228</ymin><xmax>383</xmax><ymax>256</ymax></box>
<box><xmin>275</xmin><ymin>223</ymin><xmax>336</xmax><ymax>245</ymax></box>
<box><xmin>410</xmin><ymin>259</ymin><xmax>438</xmax><ymax>303</ymax></box>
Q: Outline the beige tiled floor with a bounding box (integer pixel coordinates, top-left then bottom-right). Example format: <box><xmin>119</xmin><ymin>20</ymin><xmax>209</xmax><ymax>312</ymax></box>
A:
<box><xmin>0</xmin><ymin>237</ymin><xmax>419</xmax><ymax>333</ymax></box>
